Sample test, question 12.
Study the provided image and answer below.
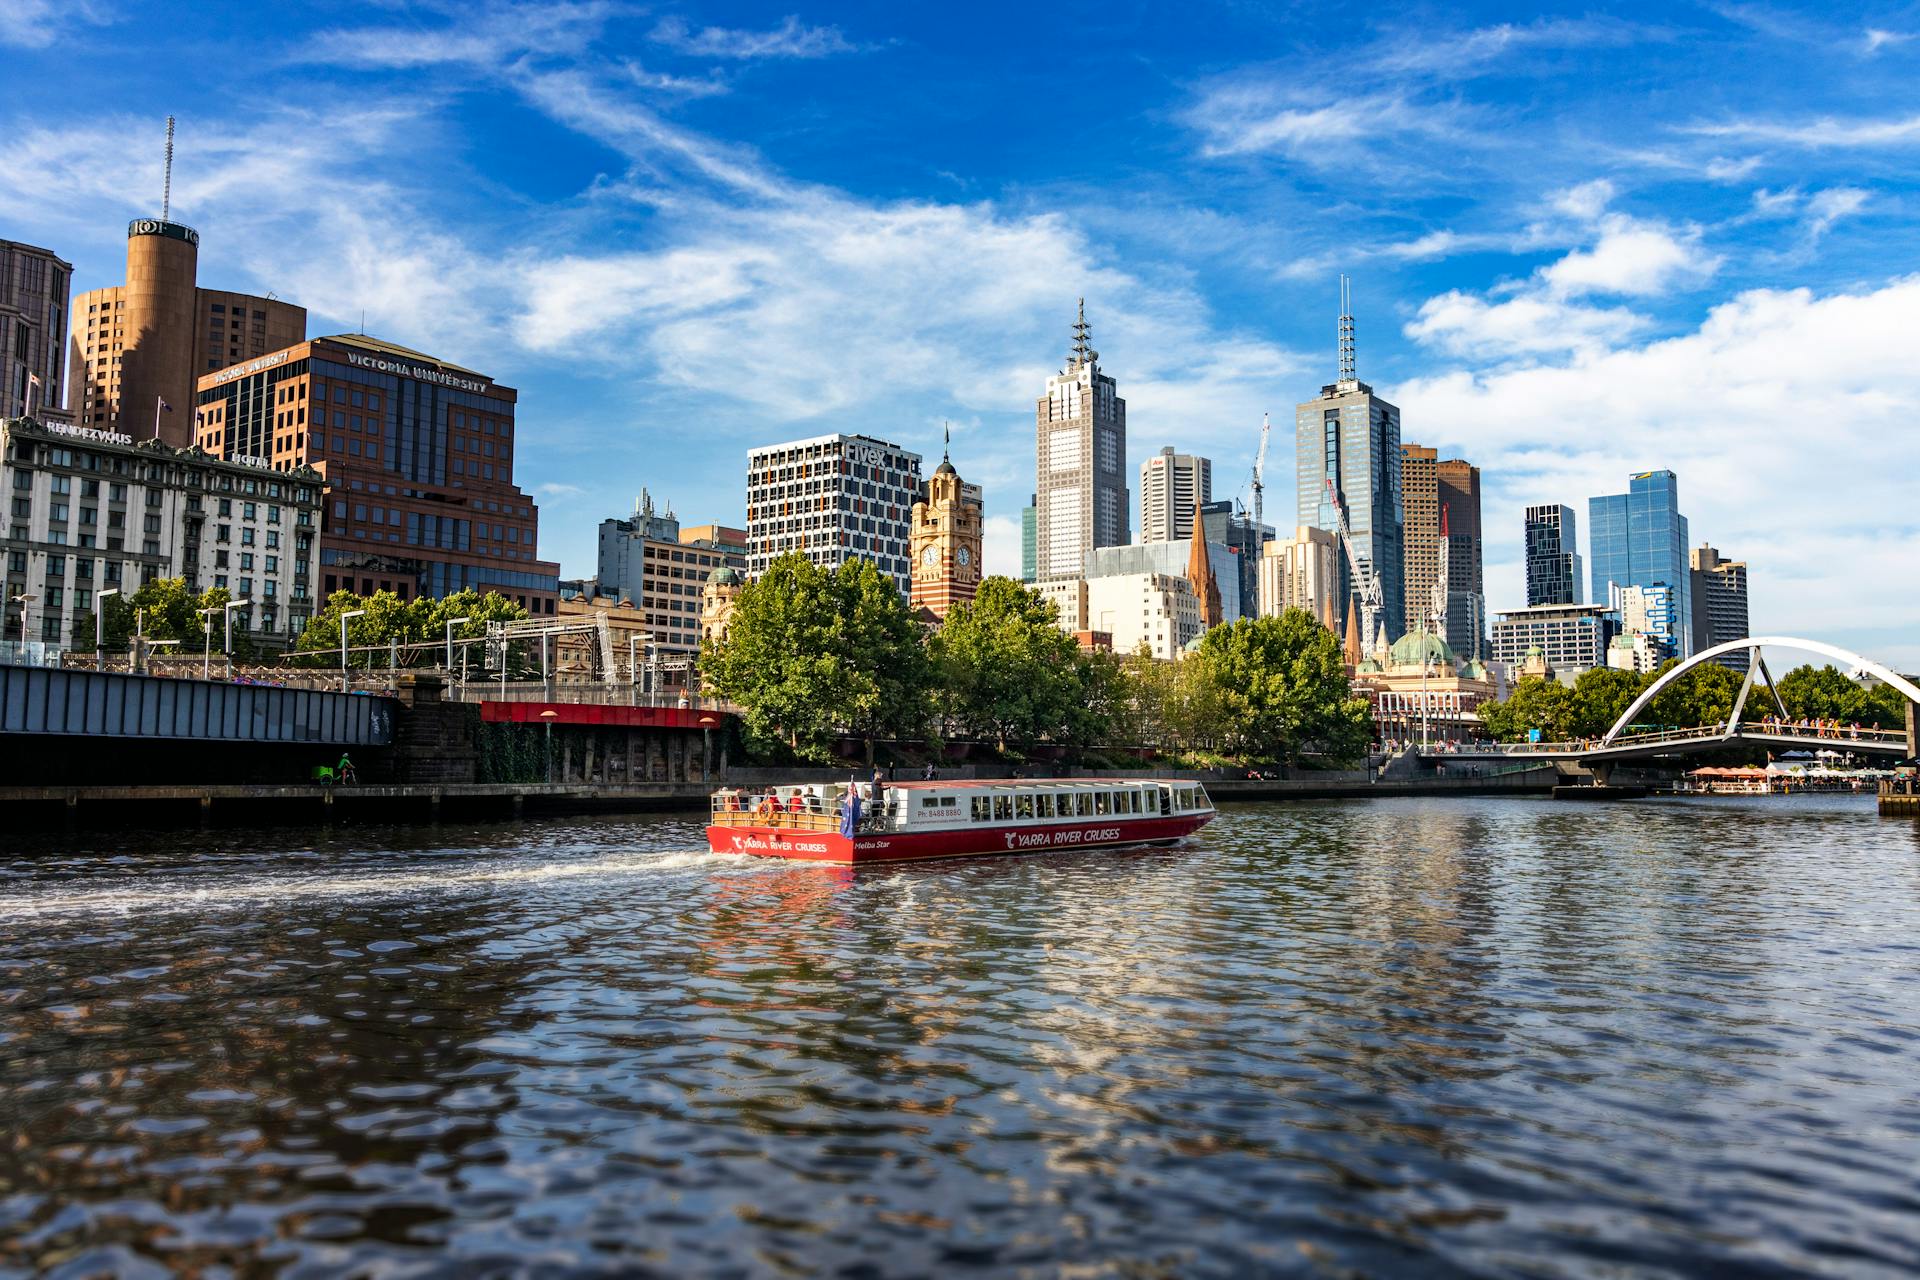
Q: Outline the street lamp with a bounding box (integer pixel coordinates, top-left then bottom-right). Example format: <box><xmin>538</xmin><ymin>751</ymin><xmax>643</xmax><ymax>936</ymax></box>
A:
<box><xmin>198</xmin><ymin>606</ymin><xmax>217</xmax><ymax>679</ymax></box>
<box><xmin>10</xmin><ymin>592</ymin><xmax>36</xmax><ymax>650</ymax></box>
<box><xmin>223</xmin><ymin>598</ymin><xmax>252</xmax><ymax>677</ymax></box>
<box><xmin>339</xmin><ymin>608</ymin><xmax>366</xmax><ymax>691</ymax></box>
<box><xmin>445</xmin><ymin>616</ymin><xmax>471</xmax><ymax>675</ymax></box>
<box><xmin>628</xmin><ymin>633</ymin><xmax>639</xmax><ymax>706</ymax></box>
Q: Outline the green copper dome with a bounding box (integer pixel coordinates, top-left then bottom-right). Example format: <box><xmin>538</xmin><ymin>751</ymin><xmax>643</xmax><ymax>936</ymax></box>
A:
<box><xmin>707</xmin><ymin>566</ymin><xmax>742</xmax><ymax>586</ymax></box>
<box><xmin>1389</xmin><ymin>629</ymin><xmax>1456</xmax><ymax>668</ymax></box>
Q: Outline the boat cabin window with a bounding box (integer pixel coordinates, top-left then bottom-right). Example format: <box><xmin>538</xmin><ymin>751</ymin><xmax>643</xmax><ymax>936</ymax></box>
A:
<box><xmin>994</xmin><ymin>795</ymin><xmax>1014</xmax><ymax>821</ymax></box>
<box><xmin>1095</xmin><ymin>792</ymin><xmax>1111</xmax><ymax>815</ymax></box>
<box><xmin>1016</xmin><ymin>795</ymin><xmax>1035</xmax><ymax>819</ymax></box>
<box><xmin>1076</xmin><ymin>792</ymin><xmax>1094</xmax><ymax>817</ymax></box>
<box><xmin>971</xmin><ymin>796</ymin><xmax>990</xmax><ymax>821</ymax></box>
<box><xmin>1037</xmin><ymin>793</ymin><xmax>1055</xmax><ymax>818</ymax></box>
<box><xmin>920</xmin><ymin>796</ymin><xmax>940</xmax><ymax>809</ymax></box>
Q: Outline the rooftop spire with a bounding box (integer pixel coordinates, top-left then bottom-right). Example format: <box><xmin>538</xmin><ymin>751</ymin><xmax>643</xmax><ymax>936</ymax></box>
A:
<box><xmin>162</xmin><ymin>115</ymin><xmax>176</xmax><ymax>222</ymax></box>
<box><xmin>942</xmin><ymin>420</ymin><xmax>950</xmax><ymax>464</ymax></box>
<box><xmin>1338</xmin><ymin>274</ymin><xmax>1355</xmax><ymax>382</ymax></box>
<box><xmin>1070</xmin><ymin>297</ymin><xmax>1098</xmax><ymax>369</ymax></box>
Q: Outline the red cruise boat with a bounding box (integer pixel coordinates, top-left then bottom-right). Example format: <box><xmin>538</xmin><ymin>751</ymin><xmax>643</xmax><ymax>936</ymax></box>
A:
<box><xmin>707</xmin><ymin>778</ymin><xmax>1216</xmax><ymax>865</ymax></box>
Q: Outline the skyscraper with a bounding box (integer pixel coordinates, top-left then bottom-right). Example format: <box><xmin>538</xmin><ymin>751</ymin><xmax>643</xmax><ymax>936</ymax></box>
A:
<box><xmin>1139</xmin><ymin>447</ymin><xmax>1211</xmax><ymax>543</ymax></box>
<box><xmin>1524</xmin><ymin>504</ymin><xmax>1583</xmax><ymax>606</ymax></box>
<box><xmin>1401</xmin><ymin>444</ymin><xmax>1438</xmax><ymax>634</ymax></box>
<box><xmin>1436</xmin><ymin>458</ymin><xmax>1485</xmax><ymax>660</ymax></box>
<box><xmin>1296</xmin><ymin>279</ymin><xmax>1404</xmax><ymax>645</ymax></box>
<box><xmin>1589</xmin><ymin>470</ymin><xmax>1692</xmax><ymax>658</ymax></box>
<box><xmin>1020</xmin><ymin>494</ymin><xmax>1036</xmax><ymax>582</ymax></box>
<box><xmin>1034</xmin><ymin>300</ymin><xmax>1127</xmax><ymax>580</ymax></box>
<box><xmin>745</xmin><ymin>432</ymin><xmax>923</xmax><ymax>595</ymax></box>
<box><xmin>71</xmin><ymin>126</ymin><xmax>305</xmax><ymax>444</ymax></box>
<box><xmin>1690</xmin><ymin>544</ymin><xmax>1750</xmax><ymax>671</ymax></box>
<box><xmin>1200</xmin><ymin>499</ymin><xmax>1269</xmax><ymax>623</ymax></box>
<box><xmin>1</xmin><ymin>239</ymin><xmax>72</xmax><ymax>422</ymax></box>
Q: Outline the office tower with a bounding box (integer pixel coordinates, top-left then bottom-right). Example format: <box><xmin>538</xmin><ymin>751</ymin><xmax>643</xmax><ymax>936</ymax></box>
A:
<box><xmin>1690</xmin><ymin>544</ymin><xmax>1750</xmax><ymax>671</ymax></box>
<box><xmin>2</xmin><ymin>415</ymin><xmax>323</xmax><ymax>643</ymax></box>
<box><xmin>1589</xmin><ymin>470</ymin><xmax>1691</xmax><ymax>657</ymax></box>
<box><xmin>597</xmin><ymin>492</ymin><xmax>747</xmax><ymax>654</ymax></box>
<box><xmin>1139</xmin><ymin>447</ymin><xmax>1211</xmax><ymax>543</ymax></box>
<box><xmin>1020</xmin><ymin>494</ymin><xmax>1036</xmax><ymax>582</ymax></box>
<box><xmin>1257</xmin><ymin>526</ymin><xmax>1341</xmax><ymax>621</ymax></box>
<box><xmin>1614</xmin><ymin>583</ymin><xmax>1680</xmax><ymax>662</ymax></box>
<box><xmin>1401</xmin><ymin>444</ymin><xmax>1438</xmax><ymax>635</ymax></box>
<box><xmin>1296</xmin><ymin>279</ymin><xmax>1405</xmax><ymax>644</ymax></box>
<box><xmin>1034</xmin><ymin>300</ymin><xmax>1127</xmax><ymax>580</ymax></box>
<box><xmin>745</xmin><ymin>432</ymin><xmax>922</xmax><ymax>595</ymax></box>
<box><xmin>1</xmin><ymin>239</ymin><xmax>73</xmax><ymax>421</ymax></box>
<box><xmin>193</xmin><ymin>335</ymin><xmax>560</xmax><ymax>614</ymax></box>
<box><xmin>1524</xmin><ymin>504</ymin><xmax>1582</xmax><ymax>606</ymax></box>
<box><xmin>909</xmin><ymin>444</ymin><xmax>984</xmax><ymax>620</ymax></box>
<box><xmin>1436</xmin><ymin>457</ymin><xmax>1485</xmax><ymax>660</ymax></box>
<box><xmin>1200</xmin><ymin>499</ymin><xmax>1270</xmax><ymax>622</ymax></box>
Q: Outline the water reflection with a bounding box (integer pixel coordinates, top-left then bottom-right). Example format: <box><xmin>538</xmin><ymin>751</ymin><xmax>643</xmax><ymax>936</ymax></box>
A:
<box><xmin>3</xmin><ymin>797</ymin><xmax>1918</xmax><ymax>1275</ymax></box>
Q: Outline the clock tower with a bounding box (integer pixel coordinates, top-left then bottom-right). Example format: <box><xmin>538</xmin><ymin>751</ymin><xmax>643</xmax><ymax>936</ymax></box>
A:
<box><xmin>909</xmin><ymin>433</ymin><xmax>984</xmax><ymax>620</ymax></box>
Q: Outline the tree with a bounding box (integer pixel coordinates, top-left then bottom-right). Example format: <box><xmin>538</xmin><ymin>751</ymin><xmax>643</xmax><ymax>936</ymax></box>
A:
<box><xmin>1644</xmin><ymin>658</ymin><xmax>1743</xmax><ymax>730</ymax></box>
<box><xmin>931</xmin><ymin>577</ymin><xmax>1086</xmax><ymax>749</ymax></box>
<box><xmin>701</xmin><ymin>554</ymin><xmax>932</xmax><ymax>763</ymax></box>
<box><xmin>1776</xmin><ymin>664</ymin><xmax>1874</xmax><ymax>723</ymax></box>
<box><xmin>1189</xmin><ymin>609</ymin><xmax>1372</xmax><ymax>765</ymax></box>
<box><xmin>1568</xmin><ymin>665</ymin><xmax>1644</xmax><ymax>739</ymax></box>
<box><xmin>1481</xmin><ymin>676</ymin><xmax>1580</xmax><ymax>743</ymax></box>
<box><xmin>291</xmin><ymin>588</ymin><xmax>529</xmax><ymax>671</ymax></box>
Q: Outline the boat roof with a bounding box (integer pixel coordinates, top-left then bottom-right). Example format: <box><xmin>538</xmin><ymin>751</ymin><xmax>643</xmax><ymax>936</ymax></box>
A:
<box><xmin>736</xmin><ymin>778</ymin><xmax>1198</xmax><ymax>790</ymax></box>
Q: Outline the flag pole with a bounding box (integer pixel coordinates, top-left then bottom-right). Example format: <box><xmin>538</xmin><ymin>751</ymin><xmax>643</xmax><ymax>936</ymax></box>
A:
<box><xmin>154</xmin><ymin>396</ymin><xmax>162</xmax><ymax>437</ymax></box>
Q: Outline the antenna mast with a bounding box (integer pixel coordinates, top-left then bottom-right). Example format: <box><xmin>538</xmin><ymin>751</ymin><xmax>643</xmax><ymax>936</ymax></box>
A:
<box><xmin>1338</xmin><ymin>274</ymin><xmax>1356</xmax><ymax>382</ymax></box>
<box><xmin>162</xmin><ymin>116</ymin><xmax>176</xmax><ymax>222</ymax></box>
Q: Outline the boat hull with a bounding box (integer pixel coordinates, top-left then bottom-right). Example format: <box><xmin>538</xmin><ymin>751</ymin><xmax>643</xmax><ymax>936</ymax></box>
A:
<box><xmin>707</xmin><ymin>811</ymin><xmax>1215</xmax><ymax>865</ymax></box>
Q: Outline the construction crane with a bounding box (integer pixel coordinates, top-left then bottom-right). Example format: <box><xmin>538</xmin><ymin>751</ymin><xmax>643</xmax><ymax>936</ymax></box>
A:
<box><xmin>1324</xmin><ymin>475</ymin><xmax>1384</xmax><ymax>657</ymax></box>
<box><xmin>1251</xmin><ymin>411</ymin><xmax>1271</xmax><ymax>537</ymax></box>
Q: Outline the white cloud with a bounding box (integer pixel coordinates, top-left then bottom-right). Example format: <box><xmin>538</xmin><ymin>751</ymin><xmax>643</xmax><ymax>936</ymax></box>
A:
<box><xmin>1540</xmin><ymin>216</ymin><xmax>1718</xmax><ymax>296</ymax></box>
<box><xmin>1186</xmin><ymin>88</ymin><xmax>1454</xmax><ymax>161</ymax></box>
<box><xmin>1400</xmin><ymin>277</ymin><xmax>1920</xmax><ymax>666</ymax></box>
<box><xmin>1688</xmin><ymin>113</ymin><xmax>1920</xmax><ymax>148</ymax></box>
<box><xmin>1551</xmin><ymin>179</ymin><xmax>1615</xmax><ymax>220</ymax></box>
<box><xmin>1705</xmin><ymin>155</ymin><xmax>1764</xmax><ymax>181</ymax></box>
<box><xmin>306</xmin><ymin>1</ymin><xmax>613</xmax><ymax>69</ymax></box>
<box><xmin>1405</xmin><ymin>290</ymin><xmax>1647</xmax><ymax>359</ymax></box>
<box><xmin>649</xmin><ymin>14</ymin><xmax>853</xmax><ymax>60</ymax></box>
<box><xmin>0</xmin><ymin>0</ymin><xmax>111</xmax><ymax>48</ymax></box>
<box><xmin>1802</xmin><ymin>186</ymin><xmax>1869</xmax><ymax>239</ymax></box>
<box><xmin>1862</xmin><ymin>27</ymin><xmax>1914</xmax><ymax>53</ymax></box>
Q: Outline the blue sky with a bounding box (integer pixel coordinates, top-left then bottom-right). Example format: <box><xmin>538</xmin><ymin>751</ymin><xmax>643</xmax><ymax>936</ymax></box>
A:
<box><xmin>3</xmin><ymin>0</ymin><xmax>1918</xmax><ymax>663</ymax></box>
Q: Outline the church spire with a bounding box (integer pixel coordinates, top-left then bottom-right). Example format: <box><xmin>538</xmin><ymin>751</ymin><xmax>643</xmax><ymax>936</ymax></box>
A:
<box><xmin>1070</xmin><ymin>297</ymin><xmax>1098</xmax><ymax>369</ymax></box>
<box><xmin>1187</xmin><ymin>506</ymin><xmax>1222</xmax><ymax>630</ymax></box>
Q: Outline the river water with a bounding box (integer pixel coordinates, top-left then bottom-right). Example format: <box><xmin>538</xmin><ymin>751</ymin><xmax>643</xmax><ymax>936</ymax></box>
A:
<box><xmin>3</xmin><ymin>797</ymin><xmax>1918</xmax><ymax>1277</ymax></box>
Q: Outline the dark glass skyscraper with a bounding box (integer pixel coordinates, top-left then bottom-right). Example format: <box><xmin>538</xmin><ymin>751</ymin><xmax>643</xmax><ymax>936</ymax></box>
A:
<box><xmin>1524</xmin><ymin>504</ymin><xmax>1582</xmax><ymax>606</ymax></box>
<box><xmin>1589</xmin><ymin>471</ymin><xmax>1691</xmax><ymax>657</ymax></box>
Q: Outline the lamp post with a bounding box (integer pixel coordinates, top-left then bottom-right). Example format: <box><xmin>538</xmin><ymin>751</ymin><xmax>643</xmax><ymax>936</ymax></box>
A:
<box><xmin>95</xmin><ymin>588</ymin><xmax>120</xmax><ymax>670</ymax></box>
<box><xmin>222</xmin><ymin>598</ymin><xmax>252</xmax><ymax>678</ymax></box>
<box><xmin>540</xmin><ymin>708</ymin><xmax>558</xmax><ymax>784</ymax></box>
<box><xmin>10</xmin><ymin>592</ymin><xmax>35</xmax><ymax>650</ymax></box>
<box><xmin>445</xmin><ymin>616</ymin><xmax>471</xmax><ymax>675</ymax></box>
<box><xmin>628</xmin><ymin>633</ymin><xmax>639</xmax><ymax>706</ymax></box>
<box><xmin>198</xmin><ymin>607</ymin><xmax>216</xmax><ymax>679</ymax></box>
<box><xmin>339</xmin><ymin>608</ymin><xmax>366</xmax><ymax>691</ymax></box>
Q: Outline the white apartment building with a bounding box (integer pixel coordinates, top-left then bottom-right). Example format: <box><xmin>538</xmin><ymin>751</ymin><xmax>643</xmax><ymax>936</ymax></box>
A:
<box><xmin>1087</xmin><ymin>572</ymin><xmax>1201</xmax><ymax>660</ymax></box>
<box><xmin>746</xmin><ymin>433</ymin><xmax>922</xmax><ymax>595</ymax></box>
<box><xmin>1139</xmin><ymin>447</ymin><xmax>1211</xmax><ymax>543</ymax></box>
<box><xmin>1258</xmin><ymin>525</ymin><xmax>1341</xmax><ymax>619</ymax></box>
<box><xmin>3</xmin><ymin>415</ymin><xmax>322</xmax><ymax>645</ymax></box>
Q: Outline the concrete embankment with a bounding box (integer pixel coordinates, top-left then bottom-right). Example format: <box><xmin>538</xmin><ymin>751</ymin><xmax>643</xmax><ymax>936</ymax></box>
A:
<box><xmin>0</xmin><ymin>767</ymin><xmax>1564</xmax><ymax>830</ymax></box>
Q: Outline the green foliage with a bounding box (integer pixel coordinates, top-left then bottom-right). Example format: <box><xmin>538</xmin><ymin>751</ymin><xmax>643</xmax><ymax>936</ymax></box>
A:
<box><xmin>291</xmin><ymin>588</ymin><xmax>528</xmax><ymax>670</ymax></box>
<box><xmin>477</xmin><ymin>722</ymin><xmax>545</xmax><ymax>783</ymax></box>
<box><xmin>930</xmin><ymin>577</ymin><xmax>1088</xmax><ymax>748</ymax></box>
<box><xmin>701</xmin><ymin>553</ymin><xmax>931</xmax><ymax>763</ymax></box>
<box><xmin>1644</xmin><ymin>658</ymin><xmax>1743</xmax><ymax>730</ymax></box>
<box><xmin>74</xmin><ymin>578</ymin><xmax>258</xmax><ymax>657</ymax></box>
<box><xmin>1187</xmin><ymin>609</ymin><xmax>1373</xmax><ymax>765</ymax></box>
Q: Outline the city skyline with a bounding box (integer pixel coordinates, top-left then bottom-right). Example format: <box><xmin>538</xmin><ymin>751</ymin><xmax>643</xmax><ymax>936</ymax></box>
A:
<box><xmin>2</xmin><ymin>4</ymin><xmax>1916</xmax><ymax>662</ymax></box>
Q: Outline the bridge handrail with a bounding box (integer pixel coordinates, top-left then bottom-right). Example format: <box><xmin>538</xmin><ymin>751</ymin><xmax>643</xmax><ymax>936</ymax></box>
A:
<box><xmin>1427</xmin><ymin>720</ymin><xmax>1907</xmax><ymax>756</ymax></box>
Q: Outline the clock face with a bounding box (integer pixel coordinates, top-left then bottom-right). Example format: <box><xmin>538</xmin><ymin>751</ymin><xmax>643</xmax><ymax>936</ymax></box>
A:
<box><xmin>921</xmin><ymin>545</ymin><xmax>939</xmax><ymax>568</ymax></box>
<box><xmin>957</xmin><ymin>546</ymin><xmax>972</xmax><ymax>567</ymax></box>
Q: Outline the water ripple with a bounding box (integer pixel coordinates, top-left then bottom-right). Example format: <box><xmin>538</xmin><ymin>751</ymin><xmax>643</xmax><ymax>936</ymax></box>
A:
<box><xmin>3</xmin><ymin>797</ymin><xmax>1919</xmax><ymax>1275</ymax></box>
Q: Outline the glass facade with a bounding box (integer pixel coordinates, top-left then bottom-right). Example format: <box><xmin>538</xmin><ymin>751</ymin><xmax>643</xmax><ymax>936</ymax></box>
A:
<box><xmin>1588</xmin><ymin>472</ymin><xmax>1691</xmax><ymax>657</ymax></box>
<box><xmin>1295</xmin><ymin>382</ymin><xmax>1405</xmax><ymax>643</ymax></box>
<box><xmin>1524</xmin><ymin>503</ymin><xmax>1582</xmax><ymax>606</ymax></box>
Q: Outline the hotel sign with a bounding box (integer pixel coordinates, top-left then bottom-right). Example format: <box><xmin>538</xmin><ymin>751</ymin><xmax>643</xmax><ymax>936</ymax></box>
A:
<box><xmin>231</xmin><ymin>454</ymin><xmax>275</xmax><ymax>471</ymax></box>
<box><xmin>345</xmin><ymin>350</ymin><xmax>490</xmax><ymax>393</ymax></box>
<box><xmin>212</xmin><ymin>350</ymin><xmax>290</xmax><ymax>385</ymax></box>
<box><xmin>127</xmin><ymin>219</ymin><xmax>199</xmax><ymax>246</ymax></box>
<box><xmin>48</xmin><ymin>423</ymin><xmax>132</xmax><ymax>445</ymax></box>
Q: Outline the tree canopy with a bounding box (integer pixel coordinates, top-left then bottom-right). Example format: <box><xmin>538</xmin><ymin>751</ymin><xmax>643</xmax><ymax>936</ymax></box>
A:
<box><xmin>930</xmin><ymin>577</ymin><xmax>1089</xmax><ymax>748</ymax></box>
<box><xmin>291</xmin><ymin>588</ymin><xmax>529</xmax><ymax>669</ymax></box>
<box><xmin>700</xmin><ymin>554</ymin><xmax>931</xmax><ymax>762</ymax></box>
<box><xmin>1187</xmin><ymin>610</ymin><xmax>1372</xmax><ymax>765</ymax></box>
